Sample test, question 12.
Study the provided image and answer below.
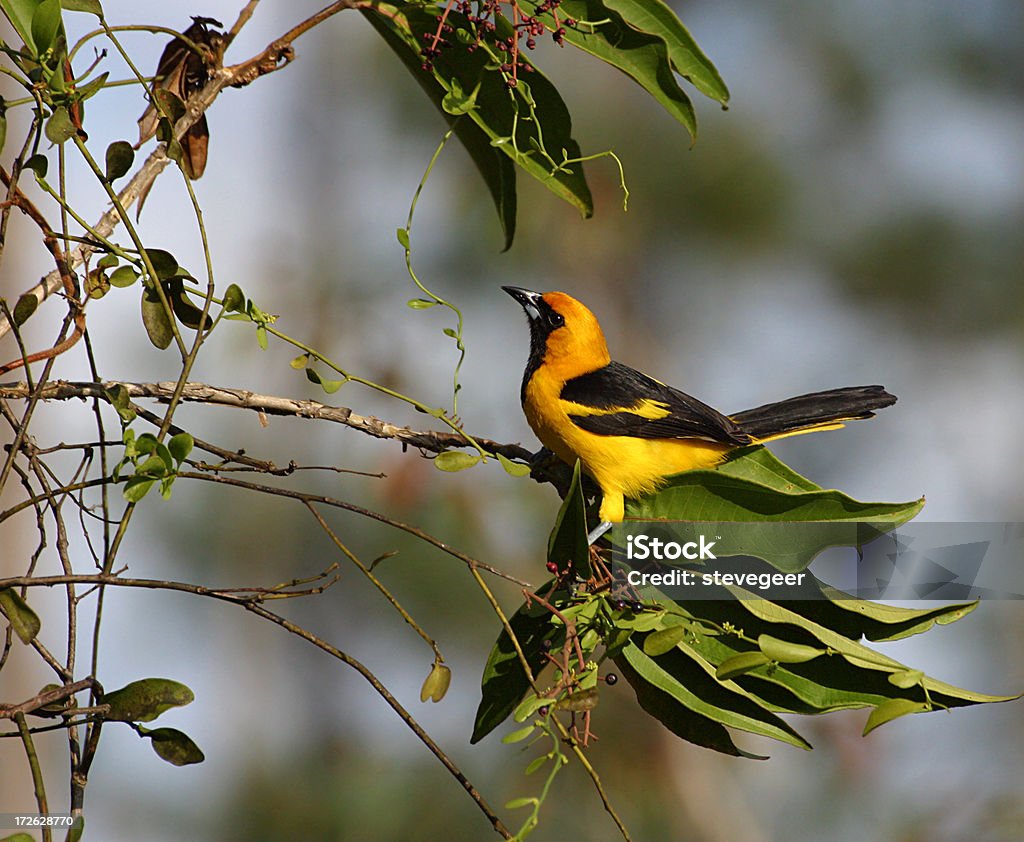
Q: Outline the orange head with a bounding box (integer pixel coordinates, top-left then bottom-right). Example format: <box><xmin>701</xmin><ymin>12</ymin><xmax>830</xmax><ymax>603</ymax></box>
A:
<box><xmin>503</xmin><ymin>287</ymin><xmax>611</xmax><ymax>394</ymax></box>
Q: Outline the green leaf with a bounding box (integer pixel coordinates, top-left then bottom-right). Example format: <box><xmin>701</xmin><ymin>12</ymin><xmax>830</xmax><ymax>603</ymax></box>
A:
<box><xmin>888</xmin><ymin>669</ymin><xmax>924</xmax><ymax>690</ymax></box>
<box><xmin>104</xmin><ymin>384</ymin><xmax>135</xmax><ymax>422</ymax></box>
<box><xmin>108</xmin><ymin>265</ymin><xmax>138</xmax><ymax>288</ymax></box>
<box><xmin>441</xmin><ymin>77</ymin><xmax>479</xmax><ymax>115</ymax></box>
<box><xmin>547</xmin><ymin>459</ymin><xmax>591</xmax><ymax>578</ymax></box>
<box><xmin>144</xmin><ymin>248</ymin><xmax>178</xmax><ymax>279</ymax></box>
<box><xmin>2</xmin><ymin>0</ymin><xmax>45</xmax><ymax>52</ymax></box>
<box><xmin>625</xmin><ymin>453</ymin><xmax>923</xmax><ymax>573</ymax></box>
<box><xmin>757</xmin><ymin>634</ymin><xmax>824</xmax><ymax>664</ymax></box>
<box><xmin>406</xmin><ymin>298</ymin><xmax>437</xmax><ymax>309</ymax></box>
<box><xmin>800</xmin><ymin>585</ymin><xmax>978</xmax><ymax>643</ymax></box>
<box><xmin>102</xmin><ymin>677</ymin><xmax>194</xmax><ymax>722</ymax></box>
<box><xmin>863</xmin><ymin>698</ymin><xmax>930</xmax><ymax>736</ymax></box>
<box><xmin>304</xmin><ymin>368</ymin><xmax>344</xmax><ymax>394</ymax></box>
<box><xmin>615</xmin><ymin>645</ymin><xmax>767</xmax><ymax>758</ymax></box>
<box><xmin>513</xmin><ymin>693</ymin><xmax>554</xmax><ymax>721</ymax></box>
<box><xmin>255</xmin><ymin>324</ymin><xmax>268</xmax><ymax>350</ymax></box>
<box><xmin>433</xmin><ymin>450</ymin><xmax>481</xmax><ymax>472</ymax></box>
<box><xmin>365</xmin><ymin>4</ymin><xmax>596</xmax><ymax>244</ymax></box>
<box><xmin>419</xmin><ymin>662</ymin><xmax>452</xmax><ymax>703</ymax></box>
<box><xmin>501</xmin><ymin>725</ymin><xmax>535</xmax><ymax>744</ymax></box>
<box><xmin>524</xmin><ymin>755</ymin><xmax>548</xmax><ymax>775</ymax></box>
<box><xmin>0</xmin><ymin>109</ymin><xmax>7</xmax><ymax>158</ymax></box>
<box><xmin>133</xmin><ymin>432</ymin><xmax>158</xmax><ymax>455</ymax></box>
<box><xmin>497</xmin><ymin>452</ymin><xmax>530</xmax><ymax>477</ymax></box>
<box><xmin>1</xmin><ymin>833</ymin><xmax>37</xmax><ymax>842</ymax></box>
<box><xmin>31</xmin><ymin>0</ymin><xmax>62</xmax><ymax>55</ymax></box>
<box><xmin>601</xmin><ymin>0</ymin><xmax>729</xmax><ymax>103</ymax></box>
<box><xmin>74</xmin><ymin>69</ymin><xmax>109</xmax><ymax>103</ymax></box>
<box><xmin>0</xmin><ymin>587</ymin><xmax>41</xmax><ymax>643</ymax></box>
<box><xmin>717</xmin><ymin>445</ymin><xmax>821</xmax><ymax>492</ymax></box>
<box><xmin>222</xmin><ymin>283</ymin><xmax>244</xmax><ymax>313</ymax></box>
<box><xmin>735</xmin><ymin>598</ymin><xmax>1020</xmax><ymax>709</ymax></box>
<box><xmin>146</xmin><ymin>727</ymin><xmax>205</xmax><ymax>766</ymax></box>
<box><xmin>141</xmin><ymin>286</ymin><xmax>174</xmax><ymax>349</ymax></box>
<box><xmin>505</xmin><ymin>797</ymin><xmax>539</xmax><ymax>810</ymax></box>
<box><xmin>471</xmin><ymin>583</ymin><xmax>566</xmax><ymax>743</ymax></box>
<box><xmin>25</xmin><ymin>153</ymin><xmax>48</xmax><ymax>178</ymax></box>
<box><xmin>715</xmin><ymin>651</ymin><xmax>771</xmax><ymax>681</ymax></box>
<box><xmin>104</xmin><ymin>139</ymin><xmax>134</xmax><ymax>181</ymax></box>
<box><xmin>97</xmin><ymin>253</ymin><xmax>118</xmax><ymax>269</ymax></box>
<box><xmin>168</xmin><ymin>432</ymin><xmax>193</xmax><ymax>464</ymax></box>
<box><xmin>642</xmin><ymin>624</ymin><xmax>688</xmax><ymax>656</ymax></box>
<box><xmin>45</xmin><ymin>104</ymin><xmax>76</xmax><ymax>144</ymax></box>
<box><xmin>518</xmin><ymin>0</ymin><xmax>697</xmax><ymax>139</ymax></box>
<box><xmin>165</xmin><ymin>278</ymin><xmax>208</xmax><ymax>330</ymax></box>
<box><xmin>623</xmin><ymin>639</ymin><xmax>810</xmax><ymax>749</ymax></box>
<box><xmin>122</xmin><ymin>476</ymin><xmax>155</xmax><ymax>502</ymax></box>
<box><xmin>13</xmin><ymin>293</ymin><xmax>38</xmax><ymax>326</ymax></box>
<box><xmin>366</xmin><ymin>6</ymin><xmax>518</xmax><ymax>250</ymax></box>
<box><xmin>61</xmin><ymin>0</ymin><xmax>103</xmax><ymax>14</ymax></box>
<box><xmin>396</xmin><ymin>227</ymin><xmax>410</xmax><ymax>249</ymax></box>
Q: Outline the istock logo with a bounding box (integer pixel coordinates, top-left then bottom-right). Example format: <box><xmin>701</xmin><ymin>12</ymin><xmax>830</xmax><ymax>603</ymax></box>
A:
<box><xmin>625</xmin><ymin>534</ymin><xmax>718</xmax><ymax>561</ymax></box>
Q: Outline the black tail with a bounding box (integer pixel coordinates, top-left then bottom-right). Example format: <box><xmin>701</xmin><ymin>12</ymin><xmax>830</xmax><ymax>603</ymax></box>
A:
<box><xmin>730</xmin><ymin>385</ymin><xmax>896</xmax><ymax>440</ymax></box>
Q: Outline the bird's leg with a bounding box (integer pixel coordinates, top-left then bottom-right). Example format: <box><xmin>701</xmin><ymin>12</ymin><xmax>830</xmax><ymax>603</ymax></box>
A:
<box><xmin>587</xmin><ymin>520</ymin><xmax>613</xmax><ymax>545</ymax></box>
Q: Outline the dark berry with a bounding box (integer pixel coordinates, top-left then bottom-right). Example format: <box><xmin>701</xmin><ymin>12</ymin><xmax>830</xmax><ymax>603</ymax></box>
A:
<box><xmin>605</xmin><ymin>673</ymin><xmax>618</xmax><ymax>686</ymax></box>
<box><xmin>546</xmin><ymin>560</ymin><xmax>559</xmax><ymax>574</ymax></box>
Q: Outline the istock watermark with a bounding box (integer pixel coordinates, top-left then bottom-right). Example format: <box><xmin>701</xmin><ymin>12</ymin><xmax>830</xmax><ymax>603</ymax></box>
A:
<box><xmin>610</xmin><ymin>522</ymin><xmax>1024</xmax><ymax>601</ymax></box>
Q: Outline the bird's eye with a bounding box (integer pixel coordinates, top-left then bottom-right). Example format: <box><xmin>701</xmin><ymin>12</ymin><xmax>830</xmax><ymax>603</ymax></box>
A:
<box><xmin>549</xmin><ymin>312</ymin><xmax>565</xmax><ymax>328</ymax></box>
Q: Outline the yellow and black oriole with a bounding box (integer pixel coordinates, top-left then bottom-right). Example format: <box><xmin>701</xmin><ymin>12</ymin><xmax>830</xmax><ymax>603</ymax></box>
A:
<box><xmin>503</xmin><ymin>286</ymin><xmax>896</xmax><ymax>543</ymax></box>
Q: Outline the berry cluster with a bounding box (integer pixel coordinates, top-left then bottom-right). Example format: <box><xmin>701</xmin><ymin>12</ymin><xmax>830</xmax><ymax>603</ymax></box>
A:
<box><xmin>421</xmin><ymin>0</ymin><xmax>578</xmax><ymax>87</ymax></box>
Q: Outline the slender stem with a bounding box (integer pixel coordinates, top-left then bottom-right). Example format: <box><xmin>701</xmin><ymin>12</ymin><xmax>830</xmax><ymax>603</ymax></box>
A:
<box><xmin>15</xmin><ymin>712</ymin><xmax>52</xmax><ymax>842</ymax></box>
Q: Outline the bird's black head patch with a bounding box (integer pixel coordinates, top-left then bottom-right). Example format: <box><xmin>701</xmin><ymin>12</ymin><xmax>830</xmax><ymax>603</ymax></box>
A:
<box><xmin>502</xmin><ymin>286</ymin><xmax>566</xmax><ymax>401</ymax></box>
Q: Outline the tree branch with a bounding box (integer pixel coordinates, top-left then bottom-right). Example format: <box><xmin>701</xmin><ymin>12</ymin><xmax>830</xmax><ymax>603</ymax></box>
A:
<box><xmin>0</xmin><ymin>379</ymin><xmax>536</xmax><ymax>462</ymax></box>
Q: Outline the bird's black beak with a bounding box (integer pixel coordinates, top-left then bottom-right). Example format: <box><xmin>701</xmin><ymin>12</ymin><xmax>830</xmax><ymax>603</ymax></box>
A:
<box><xmin>502</xmin><ymin>286</ymin><xmax>544</xmax><ymax>319</ymax></box>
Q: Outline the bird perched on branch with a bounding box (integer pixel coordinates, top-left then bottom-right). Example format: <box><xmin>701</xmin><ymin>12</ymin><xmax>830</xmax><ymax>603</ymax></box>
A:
<box><xmin>503</xmin><ymin>286</ymin><xmax>896</xmax><ymax>543</ymax></box>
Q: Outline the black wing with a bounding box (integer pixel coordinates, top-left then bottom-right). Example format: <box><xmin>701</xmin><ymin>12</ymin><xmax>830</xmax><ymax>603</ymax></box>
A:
<box><xmin>560</xmin><ymin>361</ymin><xmax>751</xmax><ymax>445</ymax></box>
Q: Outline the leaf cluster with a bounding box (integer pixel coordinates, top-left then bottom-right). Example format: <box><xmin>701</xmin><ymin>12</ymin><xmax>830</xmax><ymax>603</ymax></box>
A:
<box><xmin>472</xmin><ymin>450</ymin><xmax>1017</xmax><ymax>762</ymax></box>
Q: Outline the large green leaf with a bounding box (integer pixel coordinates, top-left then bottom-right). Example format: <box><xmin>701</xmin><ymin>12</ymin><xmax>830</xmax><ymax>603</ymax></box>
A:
<box><xmin>618</xmin><ymin>639</ymin><xmax>810</xmax><ymax>751</ymax></box>
<box><xmin>630</xmin><ymin>593</ymin><xmax>1018</xmax><ymax>734</ymax></box>
<box><xmin>517</xmin><ymin>0</ymin><xmax>708</xmax><ymax>139</ymax></box>
<box><xmin>737</xmin><ymin>598</ymin><xmax>1019</xmax><ymax>707</ymax></box>
<box><xmin>1</xmin><ymin>0</ymin><xmax>93</xmax><ymax>56</ymax></box>
<box><xmin>471</xmin><ymin>582</ymin><xmax>567</xmax><ymax>743</ymax></box>
<box><xmin>602</xmin><ymin>0</ymin><xmax>728</xmax><ymax>103</ymax></box>
<box><xmin>615</xmin><ymin>646</ymin><xmax>765</xmax><ymax>758</ymax></box>
<box><xmin>361</xmin><ymin>6</ymin><xmax>517</xmax><ymax>249</ymax></box>
<box><xmin>1</xmin><ymin>0</ymin><xmax>44</xmax><ymax>53</ymax></box>
<box><xmin>802</xmin><ymin>582</ymin><xmax>979</xmax><ymax>642</ymax></box>
<box><xmin>622</xmin><ymin>448</ymin><xmax>923</xmax><ymax>572</ymax></box>
<box><xmin>363</xmin><ymin>2</ymin><xmax>592</xmax><ymax>239</ymax></box>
